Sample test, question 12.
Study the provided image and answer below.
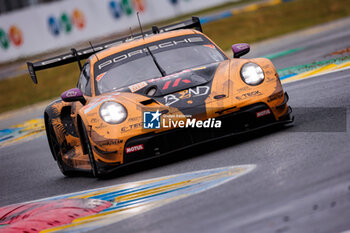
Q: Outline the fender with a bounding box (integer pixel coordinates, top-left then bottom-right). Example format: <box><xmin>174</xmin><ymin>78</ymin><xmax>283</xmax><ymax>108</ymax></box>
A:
<box><xmin>44</xmin><ymin>99</ymin><xmax>90</xmax><ymax>170</ymax></box>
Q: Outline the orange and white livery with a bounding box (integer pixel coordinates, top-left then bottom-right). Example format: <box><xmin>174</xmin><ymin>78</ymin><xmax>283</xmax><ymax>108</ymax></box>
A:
<box><xmin>27</xmin><ymin>17</ymin><xmax>293</xmax><ymax>177</ymax></box>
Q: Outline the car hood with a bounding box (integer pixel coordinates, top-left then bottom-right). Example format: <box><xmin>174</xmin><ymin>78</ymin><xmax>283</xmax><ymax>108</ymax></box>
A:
<box><xmin>116</xmin><ymin>62</ymin><xmax>219</xmax><ymax>96</ymax></box>
<box><xmin>85</xmin><ymin>61</ymin><xmax>230</xmax><ymax>117</ymax></box>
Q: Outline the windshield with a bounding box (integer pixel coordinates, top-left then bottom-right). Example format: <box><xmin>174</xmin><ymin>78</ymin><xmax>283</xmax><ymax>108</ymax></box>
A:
<box><xmin>94</xmin><ymin>35</ymin><xmax>227</xmax><ymax>95</ymax></box>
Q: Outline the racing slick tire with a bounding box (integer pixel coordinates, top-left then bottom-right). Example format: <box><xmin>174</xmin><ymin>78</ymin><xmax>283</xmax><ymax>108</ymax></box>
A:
<box><xmin>46</xmin><ymin>120</ymin><xmax>75</xmax><ymax>177</ymax></box>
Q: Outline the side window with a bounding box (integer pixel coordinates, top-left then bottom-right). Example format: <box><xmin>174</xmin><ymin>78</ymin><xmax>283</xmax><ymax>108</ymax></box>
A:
<box><xmin>77</xmin><ymin>63</ymin><xmax>92</xmax><ymax>96</ymax></box>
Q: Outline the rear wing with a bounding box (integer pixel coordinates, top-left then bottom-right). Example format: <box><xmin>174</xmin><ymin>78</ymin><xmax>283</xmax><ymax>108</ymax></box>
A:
<box><xmin>27</xmin><ymin>16</ymin><xmax>202</xmax><ymax>84</ymax></box>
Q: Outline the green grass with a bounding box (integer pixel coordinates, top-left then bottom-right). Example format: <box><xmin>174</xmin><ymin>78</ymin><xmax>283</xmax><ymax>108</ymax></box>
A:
<box><xmin>154</xmin><ymin>0</ymin><xmax>260</xmax><ymax>26</ymax></box>
<box><xmin>0</xmin><ymin>63</ymin><xmax>79</xmax><ymax>113</ymax></box>
<box><xmin>204</xmin><ymin>0</ymin><xmax>350</xmax><ymax>50</ymax></box>
<box><xmin>1</xmin><ymin>0</ymin><xmax>350</xmax><ymax>113</ymax></box>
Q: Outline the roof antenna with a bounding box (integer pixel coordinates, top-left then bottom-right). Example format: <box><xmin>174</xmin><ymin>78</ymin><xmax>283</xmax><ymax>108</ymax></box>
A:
<box><xmin>136</xmin><ymin>12</ymin><xmax>145</xmax><ymax>40</ymax></box>
<box><xmin>89</xmin><ymin>41</ymin><xmax>99</xmax><ymax>61</ymax></box>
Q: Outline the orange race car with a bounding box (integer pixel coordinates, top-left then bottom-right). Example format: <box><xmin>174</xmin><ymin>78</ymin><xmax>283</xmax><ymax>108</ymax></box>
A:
<box><xmin>27</xmin><ymin>17</ymin><xmax>293</xmax><ymax>178</ymax></box>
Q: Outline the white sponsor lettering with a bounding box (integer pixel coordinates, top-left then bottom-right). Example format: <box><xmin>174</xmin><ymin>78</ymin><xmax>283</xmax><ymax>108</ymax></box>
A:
<box><xmin>98</xmin><ymin>37</ymin><xmax>204</xmax><ymax>70</ymax></box>
<box><xmin>188</xmin><ymin>86</ymin><xmax>210</xmax><ymax>97</ymax></box>
<box><xmin>113</xmin><ymin>54</ymin><xmax>128</xmax><ymax>63</ymax></box>
<box><xmin>164</xmin><ymin>86</ymin><xmax>210</xmax><ymax>106</ymax></box>
<box><xmin>159</xmin><ymin>42</ymin><xmax>174</xmax><ymax>48</ymax></box>
<box><xmin>164</xmin><ymin>94</ymin><xmax>179</xmax><ymax>106</ymax></box>
<box><xmin>98</xmin><ymin>60</ymin><xmax>112</xmax><ymax>70</ymax></box>
<box><xmin>256</xmin><ymin>109</ymin><xmax>271</xmax><ymax>118</ymax></box>
<box><xmin>126</xmin><ymin>144</ymin><xmax>144</xmax><ymax>154</ymax></box>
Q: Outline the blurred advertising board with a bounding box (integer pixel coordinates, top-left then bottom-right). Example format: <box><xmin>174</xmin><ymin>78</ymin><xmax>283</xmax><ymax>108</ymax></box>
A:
<box><xmin>0</xmin><ymin>0</ymin><xmax>233</xmax><ymax>63</ymax></box>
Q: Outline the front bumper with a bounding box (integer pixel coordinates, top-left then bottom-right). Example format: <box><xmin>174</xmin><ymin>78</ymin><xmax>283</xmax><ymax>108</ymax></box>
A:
<box><xmin>122</xmin><ymin>102</ymin><xmax>293</xmax><ymax>165</ymax></box>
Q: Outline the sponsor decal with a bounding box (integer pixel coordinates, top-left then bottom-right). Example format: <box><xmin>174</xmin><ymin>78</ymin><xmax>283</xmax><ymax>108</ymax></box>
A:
<box><xmin>256</xmin><ymin>109</ymin><xmax>271</xmax><ymax>118</ymax></box>
<box><xmin>97</xmin><ymin>37</ymin><xmax>204</xmax><ymax>70</ymax></box>
<box><xmin>48</xmin><ymin>8</ymin><xmax>86</xmax><ymax>36</ymax></box>
<box><xmin>98</xmin><ymin>139</ymin><xmax>123</xmax><ymax>147</ymax></box>
<box><xmin>96</xmin><ymin>72</ymin><xmax>106</xmax><ymax>82</ymax></box>
<box><xmin>162</xmin><ymin>77</ymin><xmax>191</xmax><ymax>90</ymax></box>
<box><xmin>121</xmin><ymin>122</ymin><xmax>143</xmax><ymax>132</ymax></box>
<box><xmin>95</xmin><ymin>123</ymin><xmax>107</xmax><ymax>129</ymax></box>
<box><xmin>177</xmin><ymin>89</ymin><xmax>192</xmax><ymax>100</ymax></box>
<box><xmin>143</xmin><ymin>111</ymin><xmax>161</xmax><ymax>129</ymax></box>
<box><xmin>129</xmin><ymin>81</ymin><xmax>148</xmax><ymax>92</ymax></box>
<box><xmin>164</xmin><ymin>86</ymin><xmax>210</xmax><ymax>106</ymax></box>
<box><xmin>178</xmin><ymin>87</ymin><xmax>208</xmax><ymax>100</ymax></box>
<box><xmin>164</xmin><ymin>95</ymin><xmax>178</xmax><ymax>106</ymax></box>
<box><xmin>0</xmin><ymin>25</ymin><xmax>23</xmax><ymax>50</ymax></box>
<box><xmin>109</xmin><ymin>0</ymin><xmax>146</xmax><ymax>19</ymax></box>
<box><xmin>203</xmin><ymin>44</ymin><xmax>215</xmax><ymax>49</ymax></box>
<box><xmin>40</xmin><ymin>35</ymin><xmax>207</xmax><ymax>69</ymax></box>
<box><xmin>236</xmin><ymin>90</ymin><xmax>262</xmax><ymax>101</ymax></box>
<box><xmin>65</xmin><ymin>90</ymin><xmax>79</xmax><ymax>97</ymax></box>
<box><xmin>126</xmin><ymin>144</ymin><xmax>144</xmax><ymax>153</ymax></box>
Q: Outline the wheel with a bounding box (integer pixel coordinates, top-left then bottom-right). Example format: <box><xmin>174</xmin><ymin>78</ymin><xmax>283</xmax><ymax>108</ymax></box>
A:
<box><xmin>81</xmin><ymin>123</ymin><xmax>102</xmax><ymax>178</ymax></box>
<box><xmin>46</xmin><ymin>121</ymin><xmax>75</xmax><ymax>177</ymax></box>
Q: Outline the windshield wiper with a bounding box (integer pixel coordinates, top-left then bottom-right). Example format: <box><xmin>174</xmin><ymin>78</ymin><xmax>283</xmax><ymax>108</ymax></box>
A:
<box><xmin>145</xmin><ymin>47</ymin><xmax>166</xmax><ymax>77</ymax></box>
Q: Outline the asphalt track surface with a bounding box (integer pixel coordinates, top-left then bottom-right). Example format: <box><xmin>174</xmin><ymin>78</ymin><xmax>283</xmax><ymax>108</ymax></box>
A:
<box><xmin>1</xmin><ymin>19</ymin><xmax>350</xmax><ymax>233</ymax></box>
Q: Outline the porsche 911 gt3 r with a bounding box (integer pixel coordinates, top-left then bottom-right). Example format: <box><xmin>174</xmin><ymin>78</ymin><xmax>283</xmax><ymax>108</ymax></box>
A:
<box><xmin>27</xmin><ymin>17</ymin><xmax>293</xmax><ymax>177</ymax></box>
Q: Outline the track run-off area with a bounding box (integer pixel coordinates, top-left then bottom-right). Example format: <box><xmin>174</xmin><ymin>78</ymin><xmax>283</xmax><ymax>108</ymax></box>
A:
<box><xmin>1</xmin><ymin>17</ymin><xmax>350</xmax><ymax>233</ymax></box>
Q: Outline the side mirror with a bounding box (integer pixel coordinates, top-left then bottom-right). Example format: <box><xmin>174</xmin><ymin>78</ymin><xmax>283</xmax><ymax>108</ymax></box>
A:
<box><xmin>232</xmin><ymin>43</ymin><xmax>250</xmax><ymax>58</ymax></box>
<box><xmin>61</xmin><ymin>88</ymin><xmax>86</xmax><ymax>105</ymax></box>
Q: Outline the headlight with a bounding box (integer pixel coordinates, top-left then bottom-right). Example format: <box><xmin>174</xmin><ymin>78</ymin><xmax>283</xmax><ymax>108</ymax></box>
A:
<box><xmin>240</xmin><ymin>63</ymin><xmax>265</xmax><ymax>85</ymax></box>
<box><xmin>99</xmin><ymin>101</ymin><xmax>127</xmax><ymax>124</ymax></box>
